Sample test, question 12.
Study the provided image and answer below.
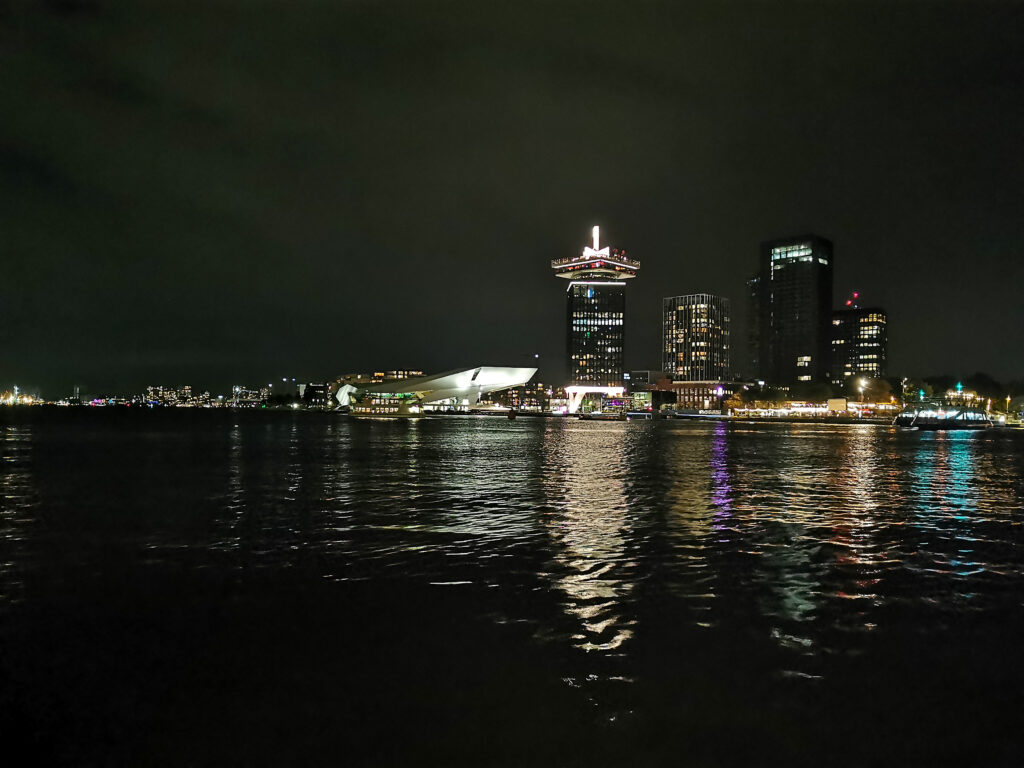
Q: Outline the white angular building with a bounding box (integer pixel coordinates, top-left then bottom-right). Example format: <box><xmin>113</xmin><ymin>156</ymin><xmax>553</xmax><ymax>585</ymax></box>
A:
<box><xmin>338</xmin><ymin>366</ymin><xmax>537</xmax><ymax>417</ymax></box>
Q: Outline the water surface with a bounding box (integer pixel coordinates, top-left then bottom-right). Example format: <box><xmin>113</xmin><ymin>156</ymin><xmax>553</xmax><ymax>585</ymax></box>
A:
<box><xmin>2</xmin><ymin>410</ymin><xmax>1023</xmax><ymax>766</ymax></box>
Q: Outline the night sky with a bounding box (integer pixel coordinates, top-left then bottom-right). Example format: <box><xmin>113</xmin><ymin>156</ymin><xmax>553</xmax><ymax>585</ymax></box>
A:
<box><xmin>3</xmin><ymin>1</ymin><xmax>1023</xmax><ymax>396</ymax></box>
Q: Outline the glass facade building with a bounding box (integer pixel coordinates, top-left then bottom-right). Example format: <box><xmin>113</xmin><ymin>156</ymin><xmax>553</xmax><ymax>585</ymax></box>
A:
<box><xmin>662</xmin><ymin>294</ymin><xmax>731</xmax><ymax>381</ymax></box>
<box><xmin>753</xmin><ymin>234</ymin><xmax>834</xmax><ymax>385</ymax></box>
<box><xmin>831</xmin><ymin>307</ymin><xmax>887</xmax><ymax>387</ymax></box>
<box><xmin>566</xmin><ymin>283</ymin><xmax>626</xmax><ymax>386</ymax></box>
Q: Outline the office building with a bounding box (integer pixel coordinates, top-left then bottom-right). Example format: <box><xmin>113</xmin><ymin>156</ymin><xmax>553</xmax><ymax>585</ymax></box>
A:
<box><xmin>625</xmin><ymin>370</ymin><xmax>668</xmax><ymax>389</ymax></box>
<box><xmin>831</xmin><ymin>302</ymin><xmax>887</xmax><ymax>387</ymax></box>
<box><xmin>663</xmin><ymin>380</ymin><xmax>737</xmax><ymax>412</ymax></box>
<box><xmin>552</xmin><ymin>226</ymin><xmax>640</xmax><ymax>413</ymax></box>
<box><xmin>372</xmin><ymin>370</ymin><xmax>424</xmax><ymax>382</ymax></box>
<box><xmin>302</xmin><ymin>383</ymin><xmax>333</xmax><ymax>408</ymax></box>
<box><xmin>662</xmin><ymin>293</ymin><xmax>731</xmax><ymax>381</ymax></box>
<box><xmin>746</xmin><ymin>273</ymin><xmax>762</xmax><ymax>379</ymax></box>
<box><xmin>753</xmin><ymin>234</ymin><xmax>834</xmax><ymax>385</ymax></box>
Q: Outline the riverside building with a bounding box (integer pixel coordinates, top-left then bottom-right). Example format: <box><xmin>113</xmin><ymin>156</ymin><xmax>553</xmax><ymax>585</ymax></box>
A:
<box><xmin>662</xmin><ymin>294</ymin><xmax>731</xmax><ymax>381</ymax></box>
<box><xmin>745</xmin><ymin>273</ymin><xmax>762</xmax><ymax>379</ymax></box>
<box><xmin>751</xmin><ymin>234</ymin><xmax>834</xmax><ymax>385</ymax></box>
<box><xmin>552</xmin><ymin>226</ymin><xmax>640</xmax><ymax>413</ymax></box>
<box><xmin>662</xmin><ymin>293</ymin><xmax>732</xmax><ymax>414</ymax></box>
<box><xmin>831</xmin><ymin>300</ymin><xmax>887</xmax><ymax>387</ymax></box>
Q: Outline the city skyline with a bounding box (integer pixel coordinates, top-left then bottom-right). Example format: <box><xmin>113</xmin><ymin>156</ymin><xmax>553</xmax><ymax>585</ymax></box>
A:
<box><xmin>0</xmin><ymin>215</ymin><xmax>1017</xmax><ymax>398</ymax></box>
<box><xmin>4</xmin><ymin>6</ymin><xmax>1024</xmax><ymax>765</ymax></box>
<box><xmin>3</xmin><ymin>2</ymin><xmax>1023</xmax><ymax>394</ymax></box>
<box><xmin>0</xmin><ymin>215</ymin><xmax>1015</xmax><ymax>398</ymax></box>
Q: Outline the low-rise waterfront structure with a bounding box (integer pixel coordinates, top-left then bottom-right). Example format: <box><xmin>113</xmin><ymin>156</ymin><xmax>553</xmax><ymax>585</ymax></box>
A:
<box><xmin>341</xmin><ymin>366</ymin><xmax>537</xmax><ymax>416</ymax></box>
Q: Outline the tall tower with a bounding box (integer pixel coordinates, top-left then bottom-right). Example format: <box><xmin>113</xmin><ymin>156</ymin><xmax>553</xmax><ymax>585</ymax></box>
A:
<box><xmin>662</xmin><ymin>294</ymin><xmax>731</xmax><ymax>381</ymax></box>
<box><xmin>755</xmin><ymin>234</ymin><xmax>833</xmax><ymax>385</ymax></box>
<box><xmin>552</xmin><ymin>226</ymin><xmax>640</xmax><ymax>413</ymax></box>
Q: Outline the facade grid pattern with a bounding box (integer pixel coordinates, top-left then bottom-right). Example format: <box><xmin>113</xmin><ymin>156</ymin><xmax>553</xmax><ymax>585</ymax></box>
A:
<box><xmin>662</xmin><ymin>293</ymin><xmax>731</xmax><ymax>382</ymax></box>
<box><xmin>567</xmin><ymin>283</ymin><xmax>626</xmax><ymax>386</ymax></box>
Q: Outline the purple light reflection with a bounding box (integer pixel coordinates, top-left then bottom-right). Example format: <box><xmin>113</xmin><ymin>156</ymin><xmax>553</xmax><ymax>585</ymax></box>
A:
<box><xmin>710</xmin><ymin>421</ymin><xmax>732</xmax><ymax>533</ymax></box>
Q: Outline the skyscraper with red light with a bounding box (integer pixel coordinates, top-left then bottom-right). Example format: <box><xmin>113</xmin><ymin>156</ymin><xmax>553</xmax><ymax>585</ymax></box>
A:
<box><xmin>831</xmin><ymin>292</ymin><xmax>887</xmax><ymax>387</ymax></box>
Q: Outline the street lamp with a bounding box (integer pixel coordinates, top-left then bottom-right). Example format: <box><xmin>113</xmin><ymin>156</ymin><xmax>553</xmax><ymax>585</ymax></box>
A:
<box><xmin>859</xmin><ymin>378</ymin><xmax>866</xmax><ymax>403</ymax></box>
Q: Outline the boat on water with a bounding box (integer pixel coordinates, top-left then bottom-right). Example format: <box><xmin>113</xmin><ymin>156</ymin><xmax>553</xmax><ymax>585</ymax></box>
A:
<box><xmin>893</xmin><ymin>406</ymin><xmax>993</xmax><ymax>430</ymax></box>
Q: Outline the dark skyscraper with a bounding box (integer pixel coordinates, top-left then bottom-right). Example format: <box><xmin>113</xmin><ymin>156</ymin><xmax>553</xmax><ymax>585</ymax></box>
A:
<box><xmin>662</xmin><ymin>293</ymin><xmax>731</xmax><ymax>381</ymax></box>
<box><xmin>552</xmin><ymin>226</ymin><xmax>639</xmax><ymax>412</ymax></box>
<box><xmin>754</xmin><ymin>235</ymin><xmax>834</xmax><ymax>386</ymax></box>
<box><xmin>746</xmin><ymin>273</ymin><xmax>762</xmax><ymax>380</ymax></box>
<box><xmin>831</xmin><ymin>302</ymin><xmax>888</xmax><ymax>388</ymax></box>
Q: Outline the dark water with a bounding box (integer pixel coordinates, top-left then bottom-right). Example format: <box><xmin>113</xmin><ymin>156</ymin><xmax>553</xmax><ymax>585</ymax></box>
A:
<box><xmin>2</xmin><ymin>410</ymin><xmax>1024</xmax><ymax>766</ymax></box>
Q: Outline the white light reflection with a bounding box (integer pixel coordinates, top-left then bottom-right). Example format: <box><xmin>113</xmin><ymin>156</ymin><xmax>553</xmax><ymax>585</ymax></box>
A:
<box><xmin>541</xmin><ymin>423</ymin><xmax>636</xmax><ymax>653</ymax></box>
<box><xmin>823</xmin><ymin>425</ymin><xmax>888</xmax><ymax>633</ymax></box>
<box><xmin>0</xmin><ymin>424</ymin><xmax>37</xmax><ymax>606</ymax></box>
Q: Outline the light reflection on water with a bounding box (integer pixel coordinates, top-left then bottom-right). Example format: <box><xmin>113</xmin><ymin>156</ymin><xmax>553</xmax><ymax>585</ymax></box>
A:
<box><xmin>2</xmin><ymin>412</ymin><xmax>1024</xmax><ymax>762</ymax></box>
<box><xmin>3</xmin><ymin>416</ymin><xmax>1023</xmax><ymax>632</ymax></box>
<box><xmin>0</xmin><ymin>423</ymin><xmax>34</xmax><ymax>605</ymax></box>
<box><xmin>541</xmin><ymin>423</ymin><xmax>635</xmax><ymax>654</ymax></box>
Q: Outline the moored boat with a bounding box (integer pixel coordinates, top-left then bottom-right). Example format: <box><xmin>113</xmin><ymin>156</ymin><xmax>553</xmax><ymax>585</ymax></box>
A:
<box><xmin>578</xmin><ymin>411</ymin><xmax>627</xmax><ymax>421</ymax></box>
<box><xmin>893</xmin><ymin>406</ymin><xmax>992</xmax><ymax>430</ymax></box>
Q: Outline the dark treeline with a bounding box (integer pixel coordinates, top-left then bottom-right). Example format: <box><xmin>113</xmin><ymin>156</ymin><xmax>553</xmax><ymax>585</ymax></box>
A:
<box><xmin>922</xmin><ymin>372</ymin><xmax>1022</xmax><ymax>400</ymax></box>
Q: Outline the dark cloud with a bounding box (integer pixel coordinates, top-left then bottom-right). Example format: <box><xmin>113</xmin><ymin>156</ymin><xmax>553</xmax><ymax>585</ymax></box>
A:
<box><xmin>2</xmin><ymin>1</ymin><xmax>1023</xmax><ymax>395</ymax></box>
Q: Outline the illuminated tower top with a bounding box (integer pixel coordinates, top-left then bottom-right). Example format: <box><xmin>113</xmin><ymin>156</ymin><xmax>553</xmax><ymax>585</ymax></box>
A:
<box><xmin>551</xmin><ymin>225</ymin><xmax>640</xmax><ymax>281</ymax></box>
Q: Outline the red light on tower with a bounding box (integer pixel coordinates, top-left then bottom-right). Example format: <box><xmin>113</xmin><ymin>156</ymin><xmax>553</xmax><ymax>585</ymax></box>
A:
<box><xmin>853</xmin><ymin>291</ymin><xmax>859</xmax><ymax>298</ymax></box>
<box><xmin>846</xmin><ymin>300</ymin><xmax>853</xmax><ymax>306</ymax></box>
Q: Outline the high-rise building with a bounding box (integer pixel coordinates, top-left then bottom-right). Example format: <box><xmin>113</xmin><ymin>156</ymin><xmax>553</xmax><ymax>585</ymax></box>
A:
<box><xmin>552</xmin><ymin>226</ymin><xmax>639</xmax><ymax>413</ymax></box>
<box><xmin>662</xmin><ymin>294</ymin><xmax>731</xmax><ymax>381</ymax></box>
<box><xmin>831</xmin><ymin>300</ymin><xmax>887</xmax><ymax>387</ymax></box>
<box><xmin>753</xmin><ymin>234</ymin><xmax>834</xmax><ymax>385</ymax></box>
<box><xmin>745</xmin><ymin>273</ymin><xmax>762</xmax><ymax>380</ymax></box>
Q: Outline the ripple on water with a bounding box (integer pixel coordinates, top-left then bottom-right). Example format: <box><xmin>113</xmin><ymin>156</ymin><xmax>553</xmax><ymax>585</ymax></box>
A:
<box><xmin>1</xmin><ymin>414</ymin><xmax>1024</xmax><ymax>764</ymax></box>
